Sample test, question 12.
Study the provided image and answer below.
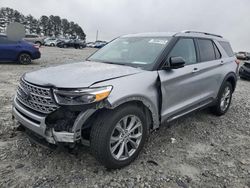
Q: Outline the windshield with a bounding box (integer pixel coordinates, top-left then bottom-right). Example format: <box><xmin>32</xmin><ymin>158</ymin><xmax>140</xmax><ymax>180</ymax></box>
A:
<box><xmin>88</xmin><ymin>36</ymin><xmax>170</xmax><ymax>69</ymax></box>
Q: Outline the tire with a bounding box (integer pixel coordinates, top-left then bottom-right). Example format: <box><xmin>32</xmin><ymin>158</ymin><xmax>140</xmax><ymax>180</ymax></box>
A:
<box><xmin>35</xmin><ymin>41</ymin><xmax>42</xmax><ymax>47</ymax></box>
<box><xmin>63</xmin><ymin>44</ymin><xmax>68</xmax><ymax>48</ymax></box>
<box><xmin>211</xmin><ymin>82</ymin><xmax>233</xmax><ymax>116</ymax></box>
<box><xmin>18</xmin><ymin>53</ymin><xmax>32</xmax><ymax>65</ymax></box>
<box><xmin>90</xmin><ymin>104</ymin><xmax>149</xmax><ymax>169</ymax></box>
<box><xmin>50</xmin><ymin>43</ymin><xmax>55</xmax><ymax>47</ymax></box>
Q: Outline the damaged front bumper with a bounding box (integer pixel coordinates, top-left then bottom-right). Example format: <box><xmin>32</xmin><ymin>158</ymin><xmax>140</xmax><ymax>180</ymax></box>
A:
<box><xmin>12</xmin><ymin>96</ymin><xmax>95</xmax><ymax>145</ymax></box>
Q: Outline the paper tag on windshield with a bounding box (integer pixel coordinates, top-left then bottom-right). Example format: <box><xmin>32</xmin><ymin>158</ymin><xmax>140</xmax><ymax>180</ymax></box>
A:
<box><xmin>148</xmin><ymin>39</ymin><xmax>168</xmax><ymax>45</ymax></box>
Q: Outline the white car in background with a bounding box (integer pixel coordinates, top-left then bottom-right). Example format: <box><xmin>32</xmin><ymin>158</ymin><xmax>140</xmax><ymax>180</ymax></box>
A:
<box><xmin>44</xmin><ymin>38</ymin><xmax>60</xmax><ymax>47</ymax></box>
<box><xmin>23</xmin><ymin>34</ymin><xmax>45</xmax><ymax>47</ymax></box>
<box><xmin>236</xmin><ymin>51</ymin><xmax>250</xmax><ymax>60</ymax></box>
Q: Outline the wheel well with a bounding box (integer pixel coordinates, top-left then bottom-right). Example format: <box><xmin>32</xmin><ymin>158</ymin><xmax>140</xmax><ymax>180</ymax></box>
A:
<box><xmin>81</xmin><ymin>100</ymin><xmax>154</xmax><ymax>141</ymax></box>
<box><xmin>17</xmin><ymin>51</ymin><xmax>32</xmax><ymax>60</ymax></box>
<box><xmin>226</xmin><ymin>76</ymin><xmax>236</xmax><ymax>92</ymax></box>
<box><xmin>115</xmin><ymin>101</ymin><xmax>154</xmax><ymax>129</ymax></box>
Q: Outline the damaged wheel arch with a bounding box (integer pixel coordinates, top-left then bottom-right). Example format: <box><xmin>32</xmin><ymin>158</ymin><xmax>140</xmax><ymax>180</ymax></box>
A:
<box><xmin>55</xmin><ymin>97</ymin><xmax>160</xmax><ymax>145</ymax></box>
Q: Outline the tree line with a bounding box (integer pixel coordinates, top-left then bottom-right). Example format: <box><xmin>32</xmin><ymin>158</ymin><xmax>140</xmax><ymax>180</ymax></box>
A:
<box><xmin>0</xmin><ymin>7</ymin><xmax>86</xmax><ymax>39</ymax></box>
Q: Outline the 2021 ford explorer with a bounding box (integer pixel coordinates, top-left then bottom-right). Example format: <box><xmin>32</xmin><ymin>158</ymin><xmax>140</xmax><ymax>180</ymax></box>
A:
<box><xmin>12</xmin><ymin>31</ymin><xmax>238</xmax><ymax>169</ymax></box>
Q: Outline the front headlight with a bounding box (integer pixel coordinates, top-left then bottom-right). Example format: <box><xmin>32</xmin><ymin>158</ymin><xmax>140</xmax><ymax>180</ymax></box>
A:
<box><xmin>53</xmin><ymin>86</ymin><xmax>112</xmax><ymax>105</ymax></box>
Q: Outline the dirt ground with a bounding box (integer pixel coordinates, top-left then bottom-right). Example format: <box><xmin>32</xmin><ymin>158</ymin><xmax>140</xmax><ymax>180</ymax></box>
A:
<box><xmin>0</xmin><ymin>47</ymin><xmax>249</xmax><ymax>188</ymax></box>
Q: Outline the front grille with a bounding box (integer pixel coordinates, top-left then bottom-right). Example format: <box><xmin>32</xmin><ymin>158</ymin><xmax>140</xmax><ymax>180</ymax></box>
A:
<box><xmin>16</xmin><ymin>79</ymin><xmax>59</xmax><ymax>114</ymax></box>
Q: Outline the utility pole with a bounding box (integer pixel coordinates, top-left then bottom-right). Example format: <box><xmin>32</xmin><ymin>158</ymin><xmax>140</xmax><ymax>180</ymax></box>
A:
<box><xmin>96</xmin><ymin>30</ymin><xmax>98</xmax><ymax>41</ymax></box>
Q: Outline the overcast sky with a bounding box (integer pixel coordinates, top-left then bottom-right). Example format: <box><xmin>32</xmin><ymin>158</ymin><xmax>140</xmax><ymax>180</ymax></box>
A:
<box><xmin>0</xmin><ymin>0</ymin><xmax>249</xmax><ymax>51</ymax></box>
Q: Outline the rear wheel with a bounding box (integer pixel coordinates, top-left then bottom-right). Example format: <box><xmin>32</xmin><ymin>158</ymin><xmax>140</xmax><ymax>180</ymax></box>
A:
<box><xmin>18</xmin><ymin>53</ymin><xmax>31</xmax><ymax>64</ymax></box>
<box><xmin>211</xmin><ymin>82</ymin><xmax>233</xmax><ymax>116</ymax></box>
<box><xmin>63</xmin><ymin>44</ymin><xmax>67</xmax><ymax>48</ymax></box>
<box><xmin>90</xmin><ymin>105</ymin><xmax>148</xmax><ymax>169</ymax></box>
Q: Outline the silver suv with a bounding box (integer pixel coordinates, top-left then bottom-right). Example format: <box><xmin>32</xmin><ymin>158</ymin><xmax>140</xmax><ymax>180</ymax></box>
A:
<box><xmin>24</xmin><ymin>34</ymin><xmax>45</xmax><ymax>46</ymax></box>
<box><xmin>12</xmin><ymin>31</ymin><xmax>238</xmax><ymax>169</ymax></box>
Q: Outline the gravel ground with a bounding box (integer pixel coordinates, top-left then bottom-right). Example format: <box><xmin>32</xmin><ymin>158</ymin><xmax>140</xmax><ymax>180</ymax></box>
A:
<box><xmin>0</xmin><ymin>47</ymin><xmax>249</xmax><ymax>188</ymax></box>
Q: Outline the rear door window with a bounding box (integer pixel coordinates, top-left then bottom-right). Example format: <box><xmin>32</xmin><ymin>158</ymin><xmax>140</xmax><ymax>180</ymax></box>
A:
<box><xmin>213</xmin><ymin>43</ymin><xmax>221</xmax><ymax>59</ymax></box>
<box><xmin>197</xmin><ymin>39</ymin><xmax>216</xmax><ymax>62</ymax></box>
<box><xmin>168</xmin><ymin>38</ymin><xmax>197</xmax><ymax>65</ymax></box>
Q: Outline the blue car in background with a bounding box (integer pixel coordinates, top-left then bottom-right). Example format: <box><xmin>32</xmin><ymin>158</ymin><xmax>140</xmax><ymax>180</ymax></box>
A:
<box><xmin>0</xmin><ymin>34</ymin><xmax>41</xmax><ymax>64</ymax></box>
<box><xmin>94</xmin><ymin>40</ymin><xmax>107</xmax><ymax>48</ymax></box>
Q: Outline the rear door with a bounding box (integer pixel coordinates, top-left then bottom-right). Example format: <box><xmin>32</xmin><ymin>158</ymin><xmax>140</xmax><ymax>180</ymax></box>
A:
<box><xmin>194</xmin><ymin>38</ymin><xmax>224</xmax><ymax>99</ymax></box>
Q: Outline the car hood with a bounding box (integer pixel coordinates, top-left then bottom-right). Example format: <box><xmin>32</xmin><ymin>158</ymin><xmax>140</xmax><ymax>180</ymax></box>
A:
<box><xmin>24</xmin><ymin>61</ymin><xmax>144</xmax><ymax>88</ymax></box>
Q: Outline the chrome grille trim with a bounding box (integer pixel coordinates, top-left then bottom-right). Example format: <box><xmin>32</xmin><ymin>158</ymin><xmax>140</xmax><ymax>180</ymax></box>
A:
<box><xmin>16</xmin><ymin>79</ymin><xmax>59</xmax><ymax>114</ymax></box>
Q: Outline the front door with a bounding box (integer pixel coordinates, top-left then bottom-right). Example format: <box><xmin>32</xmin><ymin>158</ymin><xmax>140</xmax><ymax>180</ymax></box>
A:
<box><xmin>158</xmin><ymin>37</ymin><xmax>214</xmax><ymax>122</ymax></box>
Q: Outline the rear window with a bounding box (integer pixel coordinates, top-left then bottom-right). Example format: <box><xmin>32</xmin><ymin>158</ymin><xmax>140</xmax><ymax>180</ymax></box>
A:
<box><xmin>197</xmin><ymin>39</ymin><xmax>217</xmax><ymax>62</ymax></box>
<box><xmin>219</xmin><ymin>41</ymin><xmax>234</xmax><ymax>57</ymax></box>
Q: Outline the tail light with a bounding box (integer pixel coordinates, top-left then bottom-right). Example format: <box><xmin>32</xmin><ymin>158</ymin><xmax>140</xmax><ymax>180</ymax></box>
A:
<box><xmin>235</xmin><ymin>60</ymin><xmax>240</xmax><ymax>65</ymax></box>
<box><xmin>33</xmin><ymin>44</ymin><xmax>40</xmax><ymax>49</ymax></box>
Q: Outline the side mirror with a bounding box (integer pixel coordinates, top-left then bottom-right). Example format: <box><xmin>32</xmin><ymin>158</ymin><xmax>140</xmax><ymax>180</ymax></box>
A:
<box><xmin>169</xmin><ymin>57</ymin><xmax>185</xmax><ymax>69</ymax></box>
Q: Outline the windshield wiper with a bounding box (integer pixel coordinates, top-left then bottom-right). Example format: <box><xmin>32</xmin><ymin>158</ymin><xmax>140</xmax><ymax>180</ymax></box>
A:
<box><xmin>102</xmin><ymin>61</ymin><xmax>144</xmax><ymax>69</ymax></box>
<box><xmin>88</xmin><ymin>59</ymin><xmax>141</xmax><ymax>68</ymax></box>
<box><xmin>101</xmin><ymin>61</ymin><xmax>127</xmax><ymax>66</ymax></box>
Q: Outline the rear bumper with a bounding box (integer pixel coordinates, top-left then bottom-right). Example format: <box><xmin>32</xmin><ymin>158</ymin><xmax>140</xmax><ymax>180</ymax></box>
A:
<box><xmin>31</xmin><ymin>51</ymin><xmax>41</xmax><ymax>60</ymax></box>
<box><xmin>12</xmin><ymin>96</ymin><xmax>74</xmax><ymax>144</ymax></box>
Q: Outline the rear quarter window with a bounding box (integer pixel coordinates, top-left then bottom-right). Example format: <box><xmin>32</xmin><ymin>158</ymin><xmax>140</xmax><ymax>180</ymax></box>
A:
<box><xmin>218</xmin><ymin>41</ymin><xmax>234</xmax><ymax>57</ymax></box>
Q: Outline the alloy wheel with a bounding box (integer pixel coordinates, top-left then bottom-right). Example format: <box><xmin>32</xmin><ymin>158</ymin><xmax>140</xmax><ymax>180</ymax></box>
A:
<box><xmin>109</xmin><ymin>115</ymin><xmax>143</xmax><ymax>161</ymax></box>
<box><xmin>220</xmin><ymin>86</ymin><xmax>231</xmax><ymax>111</ymax></box>
<box><xmin>19</xmin><ymin>54</ymin><xmax>31</xmax><ymax>64</ymax></box>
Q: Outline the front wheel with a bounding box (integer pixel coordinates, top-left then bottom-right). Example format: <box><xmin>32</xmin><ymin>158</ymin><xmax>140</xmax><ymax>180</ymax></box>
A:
<box><xmin>90</xmin><ymin>105</ymin><xmax>148</xmax><ymax>169</ymax></box>
<box><xmin>18</xmin><ymin>53</ymin><xmax>32</xmax><ymax>64</ymax></box>
<box><xmin>211</xmin><ymin>82</ymin><xmax>233</xmax><ymax>116</ymax></box>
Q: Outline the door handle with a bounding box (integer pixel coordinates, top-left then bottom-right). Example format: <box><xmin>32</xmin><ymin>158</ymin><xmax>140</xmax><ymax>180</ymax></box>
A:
<box><xmin>192</xmin><ymin>68</ymin><xmax>199</xmax><ymax>73</ymax></box>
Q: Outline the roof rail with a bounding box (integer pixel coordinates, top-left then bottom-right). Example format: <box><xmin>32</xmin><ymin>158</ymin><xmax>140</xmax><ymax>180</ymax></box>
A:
<box><xmin>180</xmin><ymin>30</ymin><xmax>223</xmax><ymax>38</ymax></box>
